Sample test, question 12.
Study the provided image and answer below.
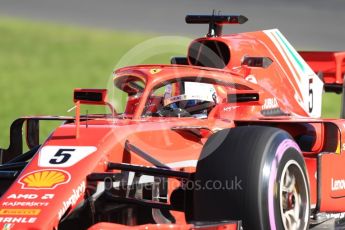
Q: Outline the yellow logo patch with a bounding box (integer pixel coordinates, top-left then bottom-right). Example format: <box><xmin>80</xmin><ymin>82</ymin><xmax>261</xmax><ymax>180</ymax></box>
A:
<box><xmin>18</xmin><ymin>169</ymin><xmax>70</xmax><ymax>189</ymax></box>
<box><xmin>149</xmin><ymin>69</ymin><xmax>162</xmax><ymax>74</ymax></box>
<box><xmin>0</xmin><ymin>209</ymin><xmax>41</xmax><ymax>216</ymax></box>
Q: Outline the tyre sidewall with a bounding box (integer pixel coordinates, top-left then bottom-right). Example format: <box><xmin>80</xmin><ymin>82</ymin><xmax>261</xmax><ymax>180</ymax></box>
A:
<box><xmin>193</xmin><ymin>127</ymin><xmax>310</xmax><ymax>230</ymax></box>
<box><xmin>270</xmin><ymin>145</ymin><xmax>310</xmax><ymax>230</ymax></box>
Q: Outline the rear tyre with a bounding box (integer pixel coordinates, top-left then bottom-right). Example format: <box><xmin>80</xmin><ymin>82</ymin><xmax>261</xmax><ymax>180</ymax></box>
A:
<box><xmin>192</xmin><ymin>126</ymin><xmax>310</xmax><ymax>230</ymax></box>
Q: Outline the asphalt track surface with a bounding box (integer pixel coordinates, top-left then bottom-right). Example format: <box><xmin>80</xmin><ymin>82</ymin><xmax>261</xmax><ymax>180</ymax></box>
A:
<box><xmin>0</xmin><ymin>0</ymin><xmax>344</xmax><ymax>50</ymax></box>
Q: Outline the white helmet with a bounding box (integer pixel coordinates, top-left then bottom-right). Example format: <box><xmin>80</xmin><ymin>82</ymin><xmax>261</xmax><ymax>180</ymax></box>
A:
<box><xmin>163</xmin><ymin>81</ymin><xmax>218</xmax><ymax>115</ymax></box>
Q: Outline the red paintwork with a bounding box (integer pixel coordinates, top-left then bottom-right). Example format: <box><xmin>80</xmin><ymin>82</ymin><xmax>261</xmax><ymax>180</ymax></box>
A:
<box><xmin>1</xmin><ymin>23</ymin><xmax>345</xmax><ymax>230</ymax></box>
<box><xmin>299</xmin><ymin>51</ymin><xmax>345</xmax><ymax>84</ymax></box>
<box><xmin>87</xmin><ymin>222</ymin><xmax>238</xmax><ymax>230</ymax></box>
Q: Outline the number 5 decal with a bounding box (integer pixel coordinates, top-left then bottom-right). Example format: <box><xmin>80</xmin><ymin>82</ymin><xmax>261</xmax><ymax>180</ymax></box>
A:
<box><xmin>49</xmin><ymin>149</ymin><xmax>74</xmax><ymax>164</ymax></box>
<box><xmin>308</xmin><ymin>78</ymin><xmax>313</xmax><ymax>113</ymax></box>
<box><xmin>38</xmin><ymin>146</ymin><xmax>97</xmax><ymax>167</ymax></box>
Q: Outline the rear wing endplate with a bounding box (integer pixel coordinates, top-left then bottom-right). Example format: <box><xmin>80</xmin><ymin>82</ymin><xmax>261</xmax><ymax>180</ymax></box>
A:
<box><xmin>299</xmin><ymin>51</ymin><xmax>345</xmax><ymax>93</ymax></box>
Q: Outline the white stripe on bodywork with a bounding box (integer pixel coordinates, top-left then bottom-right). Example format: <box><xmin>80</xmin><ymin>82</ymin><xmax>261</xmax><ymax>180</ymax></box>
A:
<box><xmin>265</xmin><ymin>30</ymin><xmax>301</xmax><ymax>83</ymax></box>
<box><xmin>263</xmin><ymin>30</ymin><xmax>305</xmax><ymax>111</ymax></box>
<box><xmin>264</xmin><ymin>29</ymin><xmax>323</xmax><ymax>117</ymax></box>
<box><xmin>166</xmin><ymin>160</ymin><xmax>198</xmax><ymax>168</ymax></box>
<box><xmin>264</xmin><ymin>30</ymin><xmax>304</xmax><ymax>102</ymax></box>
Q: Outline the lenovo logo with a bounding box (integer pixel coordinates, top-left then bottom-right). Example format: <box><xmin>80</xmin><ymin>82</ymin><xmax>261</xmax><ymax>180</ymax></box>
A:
<box><xmin>331</xmin><ymin>178</ymin><xmax>345</xmax><ymax>191</ymax></box>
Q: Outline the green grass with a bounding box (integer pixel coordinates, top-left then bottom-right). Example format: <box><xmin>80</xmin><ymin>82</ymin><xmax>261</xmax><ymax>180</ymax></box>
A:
<box><xmin>0</xmin><ymin>18</ymin><xmax>191</xmax><ymax>148</ymax></box>
<box><xmin>0</xmin><ymin>17</ymin><xmax>341</xmax><ymax>149</ymax></box>
<box><xmin>322</xmin><ymin>93</ymin><xmax>341</xmax><ymax>118</ymax></box>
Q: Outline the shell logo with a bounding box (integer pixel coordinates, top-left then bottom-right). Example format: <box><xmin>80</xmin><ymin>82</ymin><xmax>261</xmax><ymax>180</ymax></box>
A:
<box><xmin>18</xmin><ymin>169</ymin><xmax>70</xmax><ymax>189</ymax></box>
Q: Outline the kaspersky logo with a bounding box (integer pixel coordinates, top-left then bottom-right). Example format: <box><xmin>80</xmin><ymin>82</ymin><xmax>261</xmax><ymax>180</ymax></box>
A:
<box><xmin>18</xmin><ymin>169</ymin><xmax>70</xmax><ymax>189</ymax></box>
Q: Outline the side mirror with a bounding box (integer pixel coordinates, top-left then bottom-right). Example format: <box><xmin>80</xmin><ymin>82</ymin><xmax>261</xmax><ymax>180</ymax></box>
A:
<box><xmin>73</xmin><ymin>88</ymin><xmax>107</xmax><ymax>105</ymax></box>
<box><xmin>241</xmin><ymin>56</ymin><xmax>273</xmax><ymax>68</ymax></box>
<box><xmin>73</xmin><ymin>89</ymin><xmax>114</xmax><ymax>138</ymax></box>
<box><xmin>171</xmin><ymin>57</ymin><xmax>189</xmax><ymax>65</ymax></box>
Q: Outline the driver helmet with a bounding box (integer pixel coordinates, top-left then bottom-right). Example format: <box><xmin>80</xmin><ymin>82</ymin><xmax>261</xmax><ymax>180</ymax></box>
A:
<box><xmin>163</xmin><ymin>81</ymin><xmax>218</xmax><ymax>115</ymax></box>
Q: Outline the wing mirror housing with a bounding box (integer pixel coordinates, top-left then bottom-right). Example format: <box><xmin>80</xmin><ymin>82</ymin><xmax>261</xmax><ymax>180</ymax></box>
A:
<box><xmin>73</xmin><ymin>88</ymin><xmax>108</xmax><ymax>105</ymax></box>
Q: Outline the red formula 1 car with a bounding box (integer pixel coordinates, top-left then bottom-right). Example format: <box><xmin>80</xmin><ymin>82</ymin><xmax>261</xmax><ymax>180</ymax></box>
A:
<box><xmin>0</xmin><ymin>14</ymin><xmax>345</xmax><ymax>230</ymax></box>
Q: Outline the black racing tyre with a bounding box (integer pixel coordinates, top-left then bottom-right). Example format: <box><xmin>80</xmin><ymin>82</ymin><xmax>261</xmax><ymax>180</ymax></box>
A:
<box><xmin>192</xmin><ymin>126</ymin><xmax>310</xmax><ymax>230</ymax></box>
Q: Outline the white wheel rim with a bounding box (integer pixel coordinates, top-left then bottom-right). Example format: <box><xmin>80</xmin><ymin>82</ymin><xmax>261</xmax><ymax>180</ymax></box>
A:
<box><xmin>279</xmin><ymin>160</ymin><xmax>309</xmax><ymax>230</ymax></box>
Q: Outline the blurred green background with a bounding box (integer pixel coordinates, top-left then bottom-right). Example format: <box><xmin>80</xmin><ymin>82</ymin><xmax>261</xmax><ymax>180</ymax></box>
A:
<box><xmin>0</xmin><ymin>17</ymin><xmax>341</xmax><ymax>148</ymax></box>
<box><xmin>0</xmin><ymin>17</ymin><xmax>155</xmax><ymax>147</ymax></box>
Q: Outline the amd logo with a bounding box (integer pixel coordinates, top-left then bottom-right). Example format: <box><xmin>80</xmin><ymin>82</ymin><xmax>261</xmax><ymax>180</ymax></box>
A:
<box><xmin>7</xmin><ymin>194</ymin><xmax>54</xmax><ymax>200</ymax></box>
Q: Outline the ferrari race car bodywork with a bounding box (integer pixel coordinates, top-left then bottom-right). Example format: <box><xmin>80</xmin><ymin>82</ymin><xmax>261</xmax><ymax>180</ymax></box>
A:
<box><xmin>0</xmin><ymin>14</ymin><xmax>345</xmax><ymax>230</ymax></box>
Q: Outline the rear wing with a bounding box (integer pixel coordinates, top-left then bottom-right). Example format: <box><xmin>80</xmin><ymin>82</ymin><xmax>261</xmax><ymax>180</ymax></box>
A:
<box><xmin>299</xmin><ymin>51</ymin><xmax>345</xmax><ymax>93</ymax></box>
